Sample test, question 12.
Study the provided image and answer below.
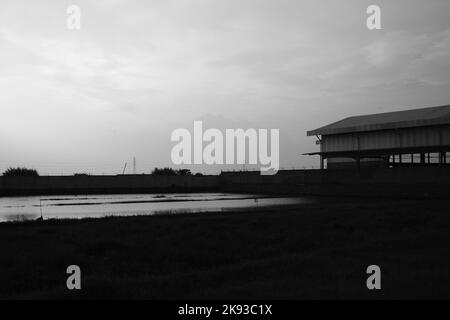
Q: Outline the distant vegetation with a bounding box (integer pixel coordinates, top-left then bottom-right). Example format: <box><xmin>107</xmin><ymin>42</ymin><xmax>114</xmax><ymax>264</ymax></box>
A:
<box><xmin>2</xmin><ymin>167</ymin><xmax>39</xmax><ymax>177</ymax></box>
<box><xmin>74</xmin><ymin>173</ymin><xmax>90</xmax><ymax>176</ymax></box>
<box><xmin>151</xmin><ymin>167</ymin><xmax>192</xmax><ymax>176</ymax></box>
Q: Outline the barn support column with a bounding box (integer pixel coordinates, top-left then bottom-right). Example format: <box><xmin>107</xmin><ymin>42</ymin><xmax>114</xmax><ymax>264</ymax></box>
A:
<box><xmin>320</xmin><ymin>156</ymin><xmax>325</xmax><ymax>170</ymax></box>
<box><xmin>439</xmin><ymin>152</ymin><xmax>446</xmax><ymax>165</ymax></box>
<box><xmin>420</xmin><ymin>153</ymin><xmax>425</xmax><ymax>164</ymax></box>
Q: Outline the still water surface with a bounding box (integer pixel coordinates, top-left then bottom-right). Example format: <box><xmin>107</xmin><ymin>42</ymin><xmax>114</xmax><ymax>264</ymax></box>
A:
<box><xmin>0</xmin><ymin>193</ymin><xmax>311</xmax><ymax>222</ymax></box>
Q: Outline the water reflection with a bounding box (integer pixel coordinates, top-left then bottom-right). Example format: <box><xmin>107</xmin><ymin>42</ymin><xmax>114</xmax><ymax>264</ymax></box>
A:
<box><xmin>0</xmin><ymin>193</ymin><xmax>312</xmax><ymax>223</ymax></box>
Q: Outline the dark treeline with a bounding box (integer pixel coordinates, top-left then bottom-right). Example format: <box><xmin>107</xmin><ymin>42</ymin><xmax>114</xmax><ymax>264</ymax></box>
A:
<box><xmin>1</xmin><ymin>167</ymin><xmax>203</xmax><ymax>177</ymax></box>
<box><xmin>151</xmin><ymin>167</ymin><xmax>192</xmax><ymax>176</ymax></box>
<box><xmin>2</xmin><ymin>167</ymin><xmax>39</xmax><ymax>177</ymax></box>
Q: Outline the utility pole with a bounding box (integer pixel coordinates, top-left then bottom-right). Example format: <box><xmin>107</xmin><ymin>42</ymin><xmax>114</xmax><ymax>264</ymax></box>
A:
<box><xmin>133</xmin><ymin>157</ymin><xmax>136</xmax><ymax>175</ymax></box>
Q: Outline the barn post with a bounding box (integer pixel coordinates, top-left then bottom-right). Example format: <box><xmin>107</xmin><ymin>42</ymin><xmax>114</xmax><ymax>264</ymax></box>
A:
<box><xmin>439</xmin><ymin>152</ymin><xmax>446</xmax><ymax>165</ymax></box>
<box><xmin>420</xmin><ymin>153</ymin><xmax>425</xmax><ymax>164</ymax></box>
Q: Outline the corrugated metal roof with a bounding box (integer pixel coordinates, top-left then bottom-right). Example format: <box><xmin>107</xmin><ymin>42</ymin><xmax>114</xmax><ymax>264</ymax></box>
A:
<box><xmin>307</xmin><ymin>105</ymin><xmax>450</xmax><ymax>136</ymax></box>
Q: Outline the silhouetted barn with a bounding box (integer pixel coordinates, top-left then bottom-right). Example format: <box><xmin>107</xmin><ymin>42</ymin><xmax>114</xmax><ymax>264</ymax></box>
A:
<box><xmin>306</xmin><ymin>105</ymin><xmax>450</xmax><ymax>169</ymax></box>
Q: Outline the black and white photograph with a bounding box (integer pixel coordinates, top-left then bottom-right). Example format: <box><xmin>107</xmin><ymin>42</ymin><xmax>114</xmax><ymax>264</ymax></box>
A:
<box><xmin>0</xmin><ymin>0</ymin><xmax>450</xmax><ymax>306</ymax></box>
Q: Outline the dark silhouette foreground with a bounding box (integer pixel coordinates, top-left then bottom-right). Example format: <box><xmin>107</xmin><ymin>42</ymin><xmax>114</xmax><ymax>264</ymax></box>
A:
<box><xmin>0</xmin><ymin>198</ymin><xmax>449</xmax><ymax>299</ymax></box>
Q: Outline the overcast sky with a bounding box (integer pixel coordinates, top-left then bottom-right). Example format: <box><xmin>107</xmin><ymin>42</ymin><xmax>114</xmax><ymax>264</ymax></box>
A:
<box><xmin>1</xmin><ymin>0</ymin><xmax>450</xmax><ymax>174</ymax></box>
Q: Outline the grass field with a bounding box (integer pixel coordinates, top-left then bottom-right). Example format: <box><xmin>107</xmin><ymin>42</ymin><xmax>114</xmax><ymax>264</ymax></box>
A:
<box><xmin>0</xmin><ymin>197</ymin><xmax>449</xmax><ymax>299</ymax></box>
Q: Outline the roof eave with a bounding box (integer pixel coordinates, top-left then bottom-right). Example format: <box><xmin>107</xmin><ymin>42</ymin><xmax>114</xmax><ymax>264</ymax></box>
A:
<box><xmin>307</xmin><ymin>118</ymin><xmax>450</xmax><ymax>136</ymax></box>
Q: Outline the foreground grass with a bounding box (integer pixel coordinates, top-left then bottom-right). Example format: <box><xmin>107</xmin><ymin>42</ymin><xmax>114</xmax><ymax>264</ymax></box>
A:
<box><xmin>0</xmin><ymin>198</ymin><xmax>449</xmax><ymax>299</ymax></box>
